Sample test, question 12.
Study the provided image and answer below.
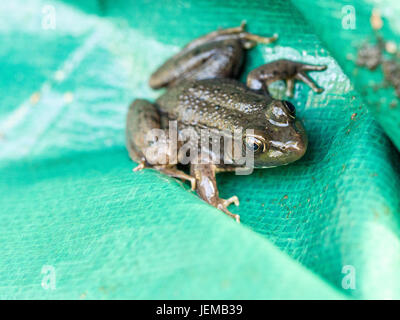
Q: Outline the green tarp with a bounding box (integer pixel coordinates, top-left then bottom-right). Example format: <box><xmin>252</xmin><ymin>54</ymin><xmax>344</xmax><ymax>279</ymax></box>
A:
<box><xmin>0</xmin><ymin>0</ymin><xmax>399</xmax><ymax>299</ymax></box>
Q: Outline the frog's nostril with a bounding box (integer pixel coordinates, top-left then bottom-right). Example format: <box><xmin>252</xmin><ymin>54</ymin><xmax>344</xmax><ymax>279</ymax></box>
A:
<box><xmin>292</xmin><ymin>137</ymin><xmax>307</xmax><ymax>158</ymax></box>
<box><xmin>285</xmin><ymin>141</ymin><xmax>301</xmax><ymax>152</ymax></box>
<box><xmin>281</xmin><ymin>142</ymin><xmax>305</xmax><ymax>163</ymax></box>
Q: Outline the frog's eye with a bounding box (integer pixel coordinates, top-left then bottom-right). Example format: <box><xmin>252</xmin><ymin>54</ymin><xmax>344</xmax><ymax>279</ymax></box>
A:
<box><xmin>283</xmin><ymin>100</ymin><xmax>296</xmax><ymax>118</ymax></box>
<box><xmin>244</xmin><ymin>136</ymin><xmax>263</xmax><ymax>153</ymax></box>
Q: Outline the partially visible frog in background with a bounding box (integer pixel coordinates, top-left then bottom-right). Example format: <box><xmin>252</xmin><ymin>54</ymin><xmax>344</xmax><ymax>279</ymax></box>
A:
<box><xmin>126</xmin><ymin>22</ymin><xmax>327</xmax><ymax>222</ymax></box>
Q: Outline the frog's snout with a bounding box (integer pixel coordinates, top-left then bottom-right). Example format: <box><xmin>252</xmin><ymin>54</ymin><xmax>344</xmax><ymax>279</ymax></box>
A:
<box><xmin>284</xmin><ymin>136</ymin><xmax>307</xmax><ymax>162</ymax></box>
<box><xmin>287</xmin><ymin>119</ymin><xmax>308</xmax><ymax>162</ymax></box>
<box><xmin>269</xmin><ymin>119</ymin><xmax>308</xmax><ymax>164</ymax></box>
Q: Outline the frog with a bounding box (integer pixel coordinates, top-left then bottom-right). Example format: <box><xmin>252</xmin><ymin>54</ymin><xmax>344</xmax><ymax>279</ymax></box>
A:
<box><xmin>126</xmin><ymin>22</ymin><xmax>327</xmax><ymax>222</ymax></box>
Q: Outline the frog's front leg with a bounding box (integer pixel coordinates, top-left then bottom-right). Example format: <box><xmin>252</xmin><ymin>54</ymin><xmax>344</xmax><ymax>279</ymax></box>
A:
<box><xmin>247</xmin><ymin>59</ymin><xmax>327</xmax><ymax>97</ymax></box>
<box><xmin>126</xmin><ymin>99</ymin><xmax>196</xmax><ymax>190</ymax></box>
<box><xmin>191</xmin><ymin>162</ymin><xmax>240</xmax><ymax>222</ymax></box>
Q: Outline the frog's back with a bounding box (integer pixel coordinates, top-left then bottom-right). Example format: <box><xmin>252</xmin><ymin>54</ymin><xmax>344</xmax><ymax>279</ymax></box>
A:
<box><xmin>155</xmin><ymin>79</ymin><xmax>270</xmax><ymax>131</ymax></box>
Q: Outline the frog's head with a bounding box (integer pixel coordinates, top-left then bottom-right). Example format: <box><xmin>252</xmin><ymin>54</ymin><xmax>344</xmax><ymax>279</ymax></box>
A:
<box><xmin>243</xmin><ymin>100</ymin><xmax>307</xmax><ymax>168</ymax></box>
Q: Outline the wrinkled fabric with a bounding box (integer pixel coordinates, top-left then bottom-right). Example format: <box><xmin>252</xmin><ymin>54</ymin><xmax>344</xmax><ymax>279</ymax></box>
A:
<box><xmin>0</xmin><ymin>0</ymin><xmax>399</xmax><ymax>299</ymax></box>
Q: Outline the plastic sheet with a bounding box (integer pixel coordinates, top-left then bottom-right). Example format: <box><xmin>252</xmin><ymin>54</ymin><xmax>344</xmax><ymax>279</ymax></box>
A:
<box><xmin>1</xmin><ymin>0</ymin><xmax>399</xmax><ymax>299</ymax></box>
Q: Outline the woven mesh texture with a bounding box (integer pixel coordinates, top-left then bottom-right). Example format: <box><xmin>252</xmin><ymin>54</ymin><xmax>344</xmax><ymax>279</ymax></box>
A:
<box><xmin>0</xmin><ymin>0</ymin><xmax>399</xmax><ymax>299</ymax></box>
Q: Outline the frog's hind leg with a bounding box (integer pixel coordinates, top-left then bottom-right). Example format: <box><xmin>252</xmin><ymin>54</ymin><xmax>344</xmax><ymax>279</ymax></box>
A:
<box><xmin>126</xmin><ymin>99</ymin><xmax>196</xmax><ymax>190</ymax></box>
<box><xmin>126</xmin><ymin>99</ymin><xmax>162</xmax><ymax>164</ymax></box>
<box><xmin>149</xmin><ymin>39</ymin><xmax>245</xmax><ymax>89</ymax></box>
<box><xmin>182</xmin><ymin>21</ymin><xmax>277</xmax><ymax>53</ymax></box>
<box><xmin>149</xmin><ymin>22</ymin><xmax>277</xmax><ymax>89</ymax></box>
<box><xmin>191</xmin><ymin>162</ymin><xmax>240</xmax><ymax>222</ymax></box>
<box><xmin>247</xmin><ymin>59</ymin><xmax>327</xmax><ymax>97</ymax></box>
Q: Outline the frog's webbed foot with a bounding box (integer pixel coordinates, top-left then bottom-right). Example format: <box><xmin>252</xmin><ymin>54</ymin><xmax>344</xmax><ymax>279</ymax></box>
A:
<box><xmin>217</xmin><ymin>196</ymin><xmax>240</xmax><ymax>223</ymax></box>
<box><xmin>191</xmin><ymin>162</ymin><xmax>240</xmax><ymax>222</ymax></box>
<box><xmin>247</xmin><ymin>59</ymin><xmax>327</xmax><ymax>97</ymax></box>
<box><xmin>293</xmin><ymin>63</ymin><xmax>327</xmax><ymax>95</ymax></box>
<box><xmin>188</xmin><ymin>21</ymin><xmax>277</xmax><ymax>51</ymax></box>
<box><xmin>237</xmin><ymin>21</ymin><xmax>278</xmax><ymax>49</ymax></box>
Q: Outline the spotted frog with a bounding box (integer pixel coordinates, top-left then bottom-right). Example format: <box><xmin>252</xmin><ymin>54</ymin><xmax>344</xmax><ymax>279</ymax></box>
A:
<box><xmin>126</xmin><ymin>23</ymin><xmax>327</xmax><ymax>221</ymax></box>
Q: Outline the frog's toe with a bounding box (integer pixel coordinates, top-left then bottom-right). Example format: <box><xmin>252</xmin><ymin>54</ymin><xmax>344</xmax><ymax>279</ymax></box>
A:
<box><xmin>295</xmin><ymin>71</ymin><xmax>325</xmax><ymax>93</ymax></box>
<box><xmin>230</xmin><ymin>20</ymin><xmax>246</xmax><ymax>32</ymax></box>
<box><xmin>295</xmin><ymin>63</ymin><xmax>327</xmax><ymax>93</ymax></box>
<box><xmin>285</xmin><ymin>78</ymin><xmax>295</xmax><ymax>97</ymax></box>
<box><xmin>217</xmin><ymin>204</ymin><xmax>240</xmax><ymax>223</ymax></box>
<box><xmin>133</xmin><ymin>161</ymin><xmax>146</xmax><ymax>172</ymax></box>
<box><xmin>223</xmin><ymin>195</ymin><xmax>240</xmax><ymax>207</ymax></box>
<box><xmin>216</xmin><ymin>196</ymin><xmax>240</xmax><ymax>222</ymax></box>
<box><xmin>242</xmin><ymin>33</ymin><xmax>278</xmax><ymax>49</ymax></box>
<box><xmin>188</xmin><ymin>177</ymin><xmax>197</xmax><ymax>191</ymax></box>
<box><xmin>156</xmin><ymin>166</ymin><xmax>197</xmax><ymax>191</ymax></box>
<box><xmin>300</xmin><ymin>63</ymin><xmax>327</xmax><ymax>71</ymax></box>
